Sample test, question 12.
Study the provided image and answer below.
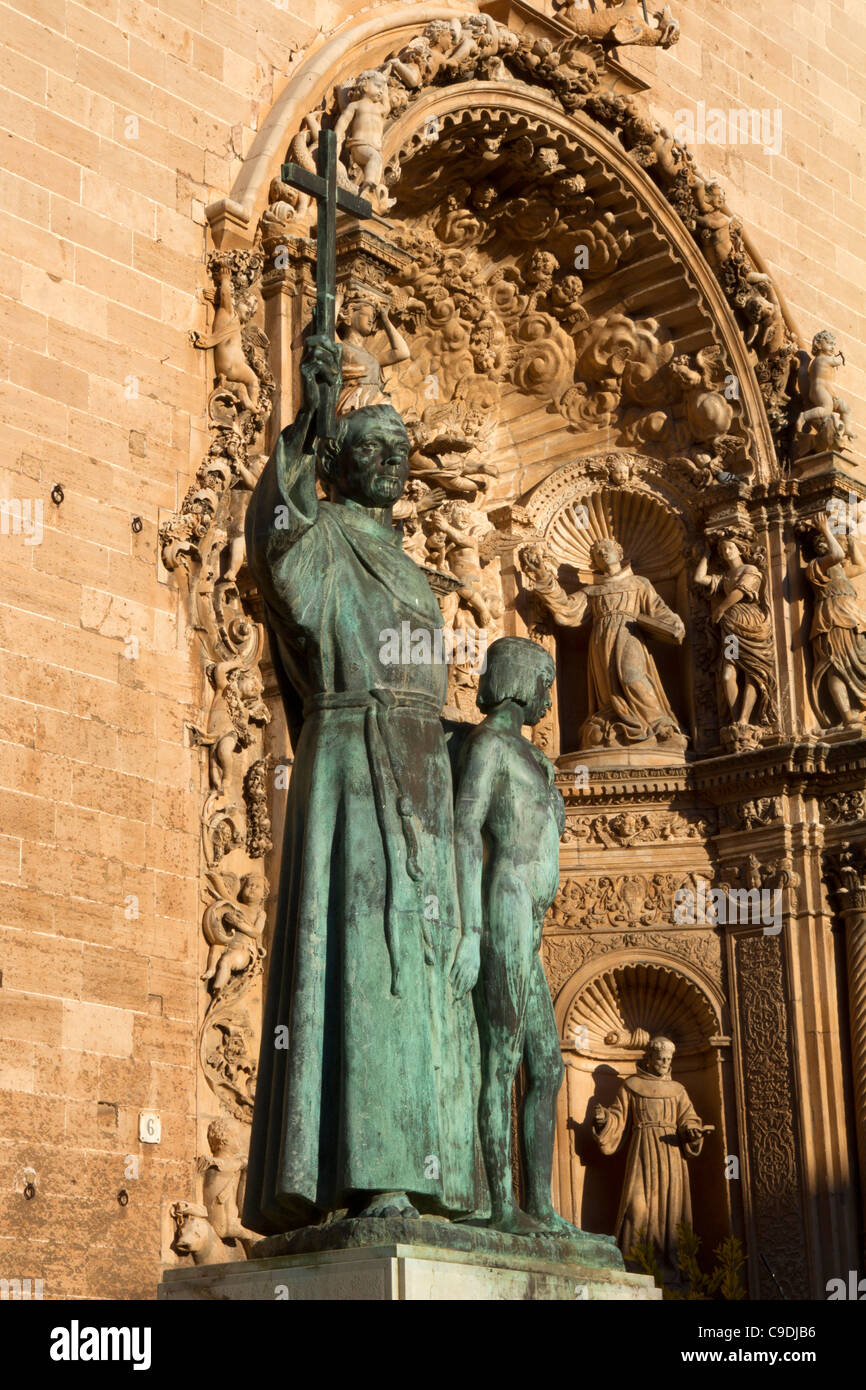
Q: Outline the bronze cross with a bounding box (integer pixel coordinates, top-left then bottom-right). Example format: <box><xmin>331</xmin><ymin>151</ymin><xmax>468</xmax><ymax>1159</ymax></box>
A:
<box><xmin>281</xmin><ymin>125</ymin><xmax>373</xmax><ymax>437</ymax></box>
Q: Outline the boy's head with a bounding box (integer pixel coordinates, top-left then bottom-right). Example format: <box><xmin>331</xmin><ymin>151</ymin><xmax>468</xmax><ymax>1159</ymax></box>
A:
<box><xmin>477</xmin><ymin>637</ymin><xmax>555</xmax><ymax>725</ymax></box>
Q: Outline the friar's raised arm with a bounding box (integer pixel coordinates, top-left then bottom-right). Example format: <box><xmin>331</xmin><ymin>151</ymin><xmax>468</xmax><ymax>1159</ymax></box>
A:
<box><xmin>520</xmin><ymin>546</ymin><xmax>590</xmax><ymax>627</ymax></box>
<box><xmin>244</xmin><ymin>336</ymin><xmax>340</xmax><ymax>590</ymax></box>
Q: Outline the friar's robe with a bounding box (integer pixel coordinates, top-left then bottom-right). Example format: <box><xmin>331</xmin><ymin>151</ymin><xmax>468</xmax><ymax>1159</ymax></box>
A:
<box><xmin>537</xmin><ymin>567</ymin><xmax>684</xmax><ymax>747</ymax></box>
<box><xmin>241</xmin><ymin>412</ymin><xmax>478</xmax><ymax>1234</ymax></box>
<box><xmin>596</xmin><ymin>1069</ymin><xmax>703</xmax><ymax>1271</ymax></box>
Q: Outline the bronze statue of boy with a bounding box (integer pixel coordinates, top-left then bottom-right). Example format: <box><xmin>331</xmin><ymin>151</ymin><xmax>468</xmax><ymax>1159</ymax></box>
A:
<box><xmin>453</xmin><ymin>636</ymin><xmax>575</xmax><ymax>1235</ymax></box>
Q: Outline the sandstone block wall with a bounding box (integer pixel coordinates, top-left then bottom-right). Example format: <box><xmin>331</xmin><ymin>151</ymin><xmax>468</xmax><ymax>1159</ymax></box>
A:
<box><xmin>0</xmin><ymin>0</ymin><xmax>861</xmax><ymax>1298</ymax></box>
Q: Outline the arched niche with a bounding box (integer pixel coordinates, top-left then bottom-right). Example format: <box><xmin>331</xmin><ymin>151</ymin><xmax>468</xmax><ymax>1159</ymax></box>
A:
<box><xmin>521</xmin><ymin>465</ymin><xmax>704</xmax><ymax>756</ymax></box>
<box><xmin>551</xmin><ymin>952</ymin><xmax>734</xmax><ymax>1260</ymax></box>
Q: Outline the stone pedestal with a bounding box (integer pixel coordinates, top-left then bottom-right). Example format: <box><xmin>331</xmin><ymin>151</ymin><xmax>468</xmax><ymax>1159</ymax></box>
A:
<box><xmin>159</xmin><ymin>1217</ymin><xmax>661</xmax><ymax>1301</ymax></box>
<box><xmin>160</xmin><ymin>1243</ymin><xmax>660</xmax><ymax>1302</ymax></box>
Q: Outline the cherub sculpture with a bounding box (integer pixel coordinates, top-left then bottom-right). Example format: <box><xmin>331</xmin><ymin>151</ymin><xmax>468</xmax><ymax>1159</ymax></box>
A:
<box><xmin>195</xmin><ymin>1117</ymin><xmax>258</xmax><ymax>1257</ymax></box>
<box><xmin>795</xmin><ymin>330</ymin><xmax>856</xmax><ymax>451</ymax></box>
<box><xmin>689</xmin><ymin>181</ymin><xmax>740</xmax><ymax>271</ymax></box>
<box><xmin>201</xmin><ymin>870</ymin><xmax>267</xmax><ymax>998</ymax></box>
<box><xmin>335</xmin><ymin>69</ymin><xmax>392</xmax><ymax>208</ymax></box>
<box><xmin>426</xmin><ymin>499</ymin><xmax>504</xmax><ymax>628</ymax></box>
<box><xmin>191</xmin><ymin>256</ymin><xmax>260</xmax><ymax>414</ymax></box>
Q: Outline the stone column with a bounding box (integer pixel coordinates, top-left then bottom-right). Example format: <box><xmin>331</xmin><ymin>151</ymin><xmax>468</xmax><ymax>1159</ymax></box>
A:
<box><xmin>826</xmin><ymin>844</ymin><xmax>866</xmax><ymax>1251</ymax></box>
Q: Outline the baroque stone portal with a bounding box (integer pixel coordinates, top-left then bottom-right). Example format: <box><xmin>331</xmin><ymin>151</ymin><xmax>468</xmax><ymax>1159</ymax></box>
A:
<box><xmin>158</xmin><ymin>2</ymin><xmax>866</xmax><ymax>1301</ymax></box>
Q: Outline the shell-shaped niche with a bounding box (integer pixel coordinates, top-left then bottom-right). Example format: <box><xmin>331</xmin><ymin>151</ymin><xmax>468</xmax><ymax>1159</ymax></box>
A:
<box><xmin>562</xmin><ymin>961</ymin><xmax>719</xmax><ymax>1058</ymax></box>
<box><xmin>546</xmin><ymin>488</ymin><xmax>683</xmax><ymax>584</ymax></box>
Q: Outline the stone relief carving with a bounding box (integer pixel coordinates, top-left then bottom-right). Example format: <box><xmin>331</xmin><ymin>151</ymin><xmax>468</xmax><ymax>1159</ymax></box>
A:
<box><xmin>734</xmin><ymin>934</ymin><xmax>808</xmax><ymax>1298</ymax></box>
<box><xmin>169</xmin><ymin>1116</ymin><xmax>258</xmax><ymax>1267</ymax></box>
<box><xmin>543</xmin><ymin>927</ymin><xmax>724</xmax><ymax>1000</ymax></box>
<box><xmin>562</xmin><ymin>959</ymin><xmax>720</xmax><ymax>1055</ymax></box>
<box><xmin>261</xmin><ymin>13</ymin><xmax>817</xmax><ymax>475</ymax></box>
<box><xmin>169</xmin><ymin>1200</ymin><xmax>242</xmax><ymax>1266</ymax></box>
<box><xmin>195</xmin><ymin>1117</ymin><xmax>258</xmax><ymax>1256</ymax></box>
<box><xmin>724</xmin><ymin>796</ymin><xmax>783</xmax><ymax>830</ymax></box>
<box><xmin>160</xmin><ymin>250</ymin><xmax>276</xmax><ymax>1163</ymax></box>
<box><xmin>720</xmin><ymin>853</ymin><xmax>800</xmax><ymax>917</ymax></box>
<box><xmin>547</xmin><ymin>870</ymin><xmax>715</xmax><ymax>932</ymax></box>
<box><xmin>553</xmin><ymin>0</ymin><xmax>680</xmax><ymax>50</ymax></box>
<box><xmin>822</xmin><ymin>789</ymin><xmax>866</xmax><ymax>826</ymax></box>
<box><xmin>561</xmin><ymin>808</ymin><xmax>709</xmax><ymax>848</ymax></box>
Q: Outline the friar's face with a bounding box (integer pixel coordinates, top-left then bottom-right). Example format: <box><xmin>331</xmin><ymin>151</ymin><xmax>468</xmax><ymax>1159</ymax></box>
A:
<box><xmin>590</xmin><ymin>538</ymin><xmax>623</xmax><ymax>575</ymax></box>
<box><xmin>646</xmin><ymin>1041</ymin><xmax>675</xmax><ymax>1077</ymax></box>
<box><xmin>333</xmin><ymin>407</ymin><xmax>410</xmax><ymax>509</ymax></box>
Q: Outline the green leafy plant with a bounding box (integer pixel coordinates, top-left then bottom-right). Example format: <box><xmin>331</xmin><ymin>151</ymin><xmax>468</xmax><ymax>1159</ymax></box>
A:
<box><xmin>625</xmin><ymin>1223</ymin><xmax>747</xmax><ymax>1300</ymax></box>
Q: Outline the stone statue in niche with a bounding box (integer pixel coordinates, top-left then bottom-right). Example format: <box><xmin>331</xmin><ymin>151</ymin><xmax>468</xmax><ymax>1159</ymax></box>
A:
<box><xmin>591</xmin><ymin>1036</ymin><xmax>712</xmax><ymax>1278</ymax></box>
<box><xmin>795</xmin><ymin>330</ymin><xmax>856</xmax><ymax>453</ymax></box>
<box><xmin>799</xmin><ymin>512</ymin><xmax>866</xmax><ymax>728</ymax></box>
<box><xmin>454</xmin><ymin>637</ymin><xmax>574</xmax><ymax>1235</ymax></box>
<box><xmin>693</xmin><ymin>531</ymin><xmax>777</xmax><ymax>745</ymax></box>
<box><xmin>241</xmin><ymin>333</ymin><xmax>480</xmax><ymax>1232</ymax></box>
<box><xmin>520</xmin><ymin>538</ymin><xmax>688</xmax><ymax>752</ymax></box>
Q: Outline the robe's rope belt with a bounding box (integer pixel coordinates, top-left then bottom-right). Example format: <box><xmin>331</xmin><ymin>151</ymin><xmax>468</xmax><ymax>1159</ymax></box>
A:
<box><xmin>302</xmin><ymin>689</ymin><xmax>441</xmax><ymax>997</ymax></box>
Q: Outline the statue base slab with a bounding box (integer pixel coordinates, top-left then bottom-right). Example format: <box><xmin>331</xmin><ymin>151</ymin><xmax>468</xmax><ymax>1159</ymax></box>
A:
<box><xmin>795</xmin><ymin>447</ymin><xmax>861</xmax><ymax>479</ymax></box>
<box><xmin>558</xmin><ymin>746</ymin><xmax>688</xmax><ymax>771</ymax></box>
<box><xmin>159</xmin><ymin>1239</ymin><xmax>661</xmax><ymax>1302</ymax></box>
<box><xmin>817</xmin><ymin>723</ymin><xmax>866</xmax><ymax>745</ymax></box>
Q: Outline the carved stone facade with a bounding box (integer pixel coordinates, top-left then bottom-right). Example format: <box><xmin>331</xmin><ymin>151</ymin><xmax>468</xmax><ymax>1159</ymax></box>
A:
<box><xmin>3</xmin><ymin>1</ymin><xmax>865</xmax><ymax>1300</ymax></box>
<box><xmin>152</xmin><ymin>5</ymin><xmax>866</xmax><ymax>1293</ymax></box>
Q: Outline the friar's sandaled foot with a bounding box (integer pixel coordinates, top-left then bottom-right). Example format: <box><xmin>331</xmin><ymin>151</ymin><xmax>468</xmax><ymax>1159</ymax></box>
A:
<box><xmin>525</xmin><ymin>1205</ymin><xmax>580</xmax><ymax>1238</ymax></box>
<box><xmin>356</xmin><ymin>1191</ymin><xmax>420</xmax><ymax>1220</ymax></box>
<box><xmin>487</xmin><ymin>1205</ymin><xmax>548</xmax><ymax>1236</ymax></box>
